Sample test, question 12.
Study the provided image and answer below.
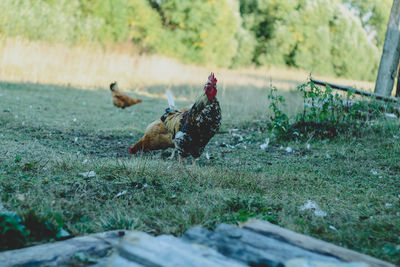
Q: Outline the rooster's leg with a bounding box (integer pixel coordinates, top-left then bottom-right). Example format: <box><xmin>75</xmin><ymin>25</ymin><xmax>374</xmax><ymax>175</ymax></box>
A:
<box><xmin>179</xmin><ymin>155</ymin><xmax>184</xmax><ymax>164</ymax></box>
<box><xmin>191</xmin><ymin>157</ymin><xmax>197</xmax><ymax>166</ymax></box>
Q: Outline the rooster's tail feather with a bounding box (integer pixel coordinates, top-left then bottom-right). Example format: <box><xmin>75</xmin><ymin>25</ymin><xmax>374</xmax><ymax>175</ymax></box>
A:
<box><xmin>166</xmin><ymin>91</ymin><xmax>176</xmax><ymax>110</ymax></box>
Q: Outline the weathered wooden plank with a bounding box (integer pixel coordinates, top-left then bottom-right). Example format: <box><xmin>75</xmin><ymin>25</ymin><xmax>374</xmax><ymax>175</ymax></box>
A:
<box><xmin>107</xmin><ymin>255</ymin><xmax>144</xmax><ymax>267</ymax></box>
<box><xmin>284</xmin><ymin>258</ymin><xmax>369</xmax><ymax>267</ymax></box>
<box><xmin>216</xmin><ymin>224</ymin><xmax>344</xmax><ymax>263</ymax></box>
<box><xmin>115</xmin><ymin>231</ymin><xmax>246</xmax><ymax>267</ymax></box>
<box><xmin>0</xmin><ymin>221</ymin><xmax>393</xmax><ymax>266</ymax></box>
<box><xmin>183</xmin><ymin>226</ymin><xmax>283</xmax><ymax>266</ymax></box>
<box><xmin>0</xmin><ymin>230</ymin><xmax>124</xmax><ymax>267</ymax></box>
<box><xmin>183</xmin><ymin>224</ymin><xmax>342</xmax><ymax>267</ymax></box>
<box><xmin>243</xmin><ymin>220</ymin><xmax>395</xmax><ymax>267</ymax></box>
<box><xmin>374</xmin><ymin>0</ymin><xmax>400</xmax><ymax>96</ymax></box>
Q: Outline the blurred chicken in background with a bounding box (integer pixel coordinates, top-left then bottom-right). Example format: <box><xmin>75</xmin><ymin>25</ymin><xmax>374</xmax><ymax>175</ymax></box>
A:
<box><xmin>110</xmin><ymin>82</ymin><xmax>142</xmax><ymax>109</ymax></box>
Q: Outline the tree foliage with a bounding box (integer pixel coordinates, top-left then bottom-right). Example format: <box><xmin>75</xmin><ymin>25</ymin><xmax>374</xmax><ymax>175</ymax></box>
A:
<box><xmin>239</xmin><ymin>0</ymin><xmax>380</xmax><ymax>80</ymax></box>
<box><xmin>78</xmin><ymin>0</ymin><xmax>163</xmax><ymax>50</ymax></box>
<box><xmin>151</xmin><ymin>0</ymin><xmax>244</xmax><ymax>67</ymax></box>
<box><xmin>0</xmin><ymin>0</ymin><xmax>392</xmax><ymax>81</ymax></box>
<box><xmin>343</xmin><ymin>0</ymin><xmax>392</xmax><ymax>47</ymax></box>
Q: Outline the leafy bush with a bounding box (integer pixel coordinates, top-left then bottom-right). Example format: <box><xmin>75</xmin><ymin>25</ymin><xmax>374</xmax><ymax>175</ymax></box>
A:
<box><xmin>267</xmin><ymin>80</ymin><xmax>398</xmax><ymax>141</ymax></box>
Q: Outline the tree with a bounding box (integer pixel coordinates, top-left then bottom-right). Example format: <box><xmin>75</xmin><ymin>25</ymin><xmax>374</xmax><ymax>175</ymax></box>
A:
<box><xmin>78</xmin><ymin>0</ymin><xmax>164</xmax><ymax>48</ymax></box>
<box><xmin>343</xmin><ymin>0</ymin><xmax>392</xmax><ymax>48</ymax></box>
<box><xmin>238</xmin><ymin>0</ymin><xmax>379</xmax><ymax>80</ymax></box>
<box><xmin>151</xmin><ymin>0</ymin><xmax>243</xmax><ymax>67</ymax></box>
<box><xmin>329</xmin><ymin>3</ymin><xmax>379</xmax><ymax>81</ymax></box>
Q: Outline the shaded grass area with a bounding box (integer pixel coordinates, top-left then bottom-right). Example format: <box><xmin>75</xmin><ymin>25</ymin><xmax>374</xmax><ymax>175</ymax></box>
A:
<box><xmin>0</xmin><ymin>81</ymin><xmax>399</xmax><ymax>264</ymax></box>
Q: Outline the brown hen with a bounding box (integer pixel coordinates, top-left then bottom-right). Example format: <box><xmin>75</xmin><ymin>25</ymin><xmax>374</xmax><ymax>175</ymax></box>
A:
<box><xmin>129</xmin><ymin>120</ymin><xmax>174</xmax><ymax>154</ymax></box>
<box><xmin>110</xmin><ymin>82</ymin><xmax>142</xmax><ymax>108</ymax></box>
<box><xmin>129</xmin><ymin>106</ymin><xmax>190</xmax><ymax>155</ymax></box>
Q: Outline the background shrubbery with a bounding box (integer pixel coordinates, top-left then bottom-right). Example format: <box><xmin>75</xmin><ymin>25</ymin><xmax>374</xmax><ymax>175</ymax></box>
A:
<box><xmin>0</xmin><ymin>0</ymin><xmax>391</xmax><ymax>81</ymax></box>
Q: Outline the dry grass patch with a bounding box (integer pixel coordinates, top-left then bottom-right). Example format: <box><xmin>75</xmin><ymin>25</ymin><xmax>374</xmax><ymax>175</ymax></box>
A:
<box><xmin>0</xmin><ymin>37</ymin><xmax>374</xmax><ymax>92</ymax></box>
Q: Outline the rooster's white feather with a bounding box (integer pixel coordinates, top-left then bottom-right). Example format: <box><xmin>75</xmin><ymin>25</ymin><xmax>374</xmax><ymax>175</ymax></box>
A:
<box><xmin>166</xmin><ymin>91</ymin><xmax>176</xmax><ymax>110</ymax></box>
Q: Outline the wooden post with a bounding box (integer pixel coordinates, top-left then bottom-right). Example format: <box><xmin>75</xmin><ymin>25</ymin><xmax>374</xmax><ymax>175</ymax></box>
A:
<box><xmin>396</xmin><ymin>65</ymin><xmax>400</xmax><ymax>97</ymax></box>
<box><xmin>374</xmin><ymin>0</ymin><xmax>400</xmax><ymax>97</ymax></box>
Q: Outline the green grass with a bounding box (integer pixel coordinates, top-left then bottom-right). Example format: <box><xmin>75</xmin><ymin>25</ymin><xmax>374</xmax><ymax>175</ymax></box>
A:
<box><xmin>0</xmin><ymin>81</ymin><xmax>399</xmax><ymax>264</ymax></box>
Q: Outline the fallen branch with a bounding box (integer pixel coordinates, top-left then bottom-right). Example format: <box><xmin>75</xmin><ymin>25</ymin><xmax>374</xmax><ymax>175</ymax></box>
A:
<box><xmin>310</xmin><ymin>78</ymin><xmax>399</xmax><ymax>103</ymax></box>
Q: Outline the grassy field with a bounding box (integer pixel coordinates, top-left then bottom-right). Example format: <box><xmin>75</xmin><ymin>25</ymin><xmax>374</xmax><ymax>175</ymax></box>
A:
<box><xmin>0</xmin><ymin>78</ymin><xmax>399</xmax><ymax>264</ymax></box>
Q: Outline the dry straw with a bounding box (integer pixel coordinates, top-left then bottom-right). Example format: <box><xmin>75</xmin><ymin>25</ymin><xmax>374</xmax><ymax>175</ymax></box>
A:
<box><xmin>0</xmin><ymin>37</ymin><xmax>374</xmax><ymax>92</ymax></box>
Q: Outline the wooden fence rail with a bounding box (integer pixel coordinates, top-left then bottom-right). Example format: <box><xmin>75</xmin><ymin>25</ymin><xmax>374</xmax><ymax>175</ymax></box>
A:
<box><xmin>311</xmin><ymin>78</ymin><xmax>399</xmax><ymax>103</ymax></box>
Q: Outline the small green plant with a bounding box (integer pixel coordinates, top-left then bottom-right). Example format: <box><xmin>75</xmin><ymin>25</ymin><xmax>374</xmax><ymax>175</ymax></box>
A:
<box><xmin>222</xmin><ymin>196</ymin><xmax>279</xmax><ymax>225</ymax></box>
<box><xmin>267</xmin><ymin>87</ymin><xmax>291</xmax><ymax>139</ymax></box>
<box><xmin>293</xmin><ymin>81</ymin><xmax>346</xmax><ymax>139</ymax></box>
<box><xmin>0</xmin><ymin>212</ymin><xmax>29</xmax><ymax>250</ymax></box>
<box><xmin>267</xmin><ymin>79</ymin><xmax>397</xmax><ymax>141</ymax></box>
<box><xmin>297</xmin><ymin>80</ymin><xmax>368</xmax><ymax>125</ymax></box>
<box><xmin>0</xmin><ymin>210</ymin><xmax>69</xmax><ymax>251</ymax></box>
<box><xmin>14</xmin><ymin>155</ymin><xmax>22</xmax><ymax>163</ymax></box>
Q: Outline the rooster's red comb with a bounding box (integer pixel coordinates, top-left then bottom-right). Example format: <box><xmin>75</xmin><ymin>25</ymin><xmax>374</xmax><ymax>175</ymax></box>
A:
<box><xmin>207</xmin><ymin>72</ymin><xmax>217</xmax><ymax>86</ymax></box>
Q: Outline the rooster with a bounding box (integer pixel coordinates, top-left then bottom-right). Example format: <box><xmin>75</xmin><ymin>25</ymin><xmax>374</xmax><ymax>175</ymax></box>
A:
<box><xmin>110</xmin><ymin>82</ymin><xmax>142</xmax><ymax>108</ymax></box>
<box><xmin>160</xmin><ymin>73</ymin><xmax>221</xmax><ymax>165</ymax></box>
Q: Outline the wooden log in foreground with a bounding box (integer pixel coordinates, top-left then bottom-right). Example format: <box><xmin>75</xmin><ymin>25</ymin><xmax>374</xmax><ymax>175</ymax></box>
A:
<box><xmin>0</xmin><ymin>230</ymin><xmax>124</xmax><ymax>266</ymax></box>
<box><xmin>0</xmin><ymin>220</ymin><xmax>395</xmax><ymax>267</ymax></box>
<box><xmin>244</xmin><ymin>220</ymin><xmax>393</xmax><ymax>267</ymax></box>
<box><xmin>311</xmin><ymin>78</ymin><xmax>399</xmax><ymax>103</ymax></box>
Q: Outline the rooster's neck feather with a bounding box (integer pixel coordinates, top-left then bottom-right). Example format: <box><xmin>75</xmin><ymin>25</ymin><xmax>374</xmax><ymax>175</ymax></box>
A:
<box><xmin>192</xmin><ymin>93</ymin><xmax>209</xmax><ymax>110</ymax></box>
